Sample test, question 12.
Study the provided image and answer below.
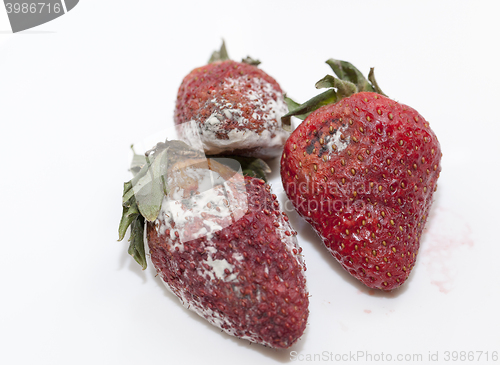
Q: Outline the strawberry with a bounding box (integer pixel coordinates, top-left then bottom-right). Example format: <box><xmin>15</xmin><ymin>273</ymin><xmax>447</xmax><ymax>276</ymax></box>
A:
<box><xmin>280</xmin><ymin>59</ymin><xmax>441</xmax><ymax>290</ymax></box>
<box><xmin>119</xmin><ymin>140</ymin><xmax>308</xmax><ymax>348</ymax></box>
<box><xmin>175</xmin><ymin>41</ymin><xmax>290</xmax><ymax>159</ymax></box>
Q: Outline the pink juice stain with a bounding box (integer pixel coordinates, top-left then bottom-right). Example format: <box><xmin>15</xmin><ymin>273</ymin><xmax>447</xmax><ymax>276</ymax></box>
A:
<box><xmin>420</xmin><ymin>206</ymin><xmax>473</xmax><ymax>293</ymax></box>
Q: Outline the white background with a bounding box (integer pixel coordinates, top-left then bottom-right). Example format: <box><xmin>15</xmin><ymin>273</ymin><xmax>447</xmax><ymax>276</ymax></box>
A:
<box><xmin>1</xmin><ymin>1</ymin><xmax>499</xmax><ymax>364</ymax></box>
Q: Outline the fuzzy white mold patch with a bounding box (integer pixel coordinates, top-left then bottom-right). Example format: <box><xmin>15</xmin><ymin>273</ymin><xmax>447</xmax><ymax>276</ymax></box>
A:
<box><xmin>273</xmin><ymin>212</ymin><xmax>306</xmax><ymax>270</ymax></box>
<box><xmin>155</xmin><ymin>166</ymin><xmax>248</xmax><ymax>246</ymax></box>
<box><xmin>325</xmin><ymin>124</ymin><xmax>349</xmax><ymax>153</ymax></box>
<box><xmin>232</xmin><ymin>252</ymin><xmax>244</xmax><ymax>263</ymax></box>
<box><xmin>198</xmin><ymin>255</ymin><xmax>238</xmax><ymax>283</ymax></box>
<box><xmin>176</xmin><ymin>120</ymin><xmax>204</xmax><ymax>151</ymax></box>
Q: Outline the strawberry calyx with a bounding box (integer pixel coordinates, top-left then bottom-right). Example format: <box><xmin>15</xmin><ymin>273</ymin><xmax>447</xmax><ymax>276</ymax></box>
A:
<box><xmin>241</xmin><ymin>56</ymin><xmax>261</xmax><ymax>66</ymax></box>
<box><xmin>208</xmin><ymin>40</ymin><xmax>230</xmax><ymax>63</ymax></box>
<box><xmin>118</xmin><ymin>140</ymin><xmax>272</xmax><ymax>269</ymax></box>
<box><xmin>118</xmin><ymin>140</ymin><xmax>203</xmax><ymax>269</ymax></box>
<box><xmin>282</xmin><ymin>58</ymin><xmax>387</xmax><ymax>122</ymax></box>
<box><xmin>208</xmin><ymin>40</ymin><xmax>262</xmax><ymax>66</ymax></box>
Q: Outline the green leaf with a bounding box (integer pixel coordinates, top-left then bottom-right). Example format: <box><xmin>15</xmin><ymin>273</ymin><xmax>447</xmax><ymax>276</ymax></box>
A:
<box><xmin>129</xmin><ymin>140</ymin><xmax>206</xmax><ymax>222</ymax></box>
<box><xmin>284</xmin><ymin>95</ymin><xmax>302</xmax><ymax>112</ymax></box>
<box><xmin>241</xmin><ymin>56</ymin><xmax>261</xmax><ymax>66</ymax></box>
<box><xmin>130</xmin><ymin>145</ymin><xmax>146</xmax><ymax>177</ymax></box>
<box><xmin>209</xmin><ymin>39</ymin><xmax>230</xmax><ymax>63</ymax></box>
<box><xmin>368</xmin><ymin>67</ymin><xmax>388</xmax><ymax>97</ymax></box>
<box><xmin>281</xmin><ymin>96</ymin><xmax>299</xmax><ymax>129</ymax></box>
<box><xmin>233</xmin><ymin>156</ymin><xmax>271</xmax><ymax>182</ymax></box>
<box><xmin>122</xmin><ymin>181</ymin><xmax>134</xmax><ymax>207</ymax></box>
<box><xmin>325</xmin><ymin>58</ymin><xmax>349</xmax><ymax>80</ymax></box>
<box><xmin>118</xmin><ymin>193</ymin><xmax>140</xmax><ymax>241</ymax></box>
<box><xmin>128</xmin><ymin>216</ymin><xmax>147</xmax><ymax>270</ymax></box>
<box><xmin>119</xmin><ymin>140</ymin><xmax>206</xmax><ymax>269</ymax></box>
<box><xmin>315</xmin><ymin>75</ymin><xmax>358</xmax><ymax>99</ymax></box>
<box><xmin>123</xmin><ymin>159</ymin><xmax>152</xmax><ymax>205</ymax></box>
<box><xmin>282</xmin><ymin>58</ymin><xmax>389</xmax><ymax>122</ymax></box>
<box><xmin>326</xmin><ymin>58</ymin><xmax>375</xmax><ymax>92</ymax></box>
<box><xmin>282</xmin><ymin>89</ymin><xmax>337</xmax><ymax>120</ymax></box>
<box><xmin>132</xmin><ymin>148</ymin><xmax>169</xmax><ymax>222</ymax></box>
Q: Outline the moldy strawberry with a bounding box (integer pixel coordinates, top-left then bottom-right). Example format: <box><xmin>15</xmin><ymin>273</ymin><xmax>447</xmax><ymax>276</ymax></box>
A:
<box><xmin>175</xmin><ymin>41</ymin><xmax>290</xmax><ymax>159</ymax></box>
<box><xmin>119</xmin><ymin>140</ymin><xmax>308</xmax><ymax>348</ymax></box>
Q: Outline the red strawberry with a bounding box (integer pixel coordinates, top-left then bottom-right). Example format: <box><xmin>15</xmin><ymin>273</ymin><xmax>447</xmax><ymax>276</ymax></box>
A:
<box><xmin>175</xmin><ymin>42</ymin><xmax>290</xmax><ymax>159</ymax></box>
<box><xmin>280</xmin><ymin>59</ymin><xmax>441</xmax><ymax>290</ymax></box>
<box><xmin>119</xmin><ymin>141</ymin><xmax>308</xmax><ymax>348</ymax></box>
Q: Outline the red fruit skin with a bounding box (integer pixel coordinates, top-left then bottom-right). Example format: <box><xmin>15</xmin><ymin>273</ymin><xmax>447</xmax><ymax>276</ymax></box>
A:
<box><xmin>147</xmin><ymin>176</ymin><xmax>308</xmax><ymax>348</ymax></box>
<box><xmin>280</xmin><ymin>92</ymin><xmax>441</xmax><ymax>290</ymax></box>
<box><xmin>175</xmin><ymin>60</ymin><xmax>289</xmax><ymax>159</ymax></box>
